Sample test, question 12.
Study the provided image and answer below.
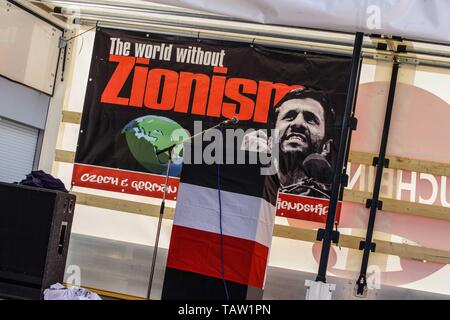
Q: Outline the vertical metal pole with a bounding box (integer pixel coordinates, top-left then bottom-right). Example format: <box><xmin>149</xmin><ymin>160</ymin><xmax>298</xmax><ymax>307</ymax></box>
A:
<box><xmin>356</xmin><ymin>60</ymin><xmax>399</xmax><ymax>294</ymax></box>
<box><xmin>146</xmin><ymin>153</ymin><xmax>172</xmax><ymax>300</ymax></box>
<box><xmin>340</xmin><ymin>56</ymin><xmax>363</xmax><ymax>201</ymax></box>
<box><xmin>316</xmin><ymin>32</ymin><xmax>364</xmax><ymax>283</ymax></box>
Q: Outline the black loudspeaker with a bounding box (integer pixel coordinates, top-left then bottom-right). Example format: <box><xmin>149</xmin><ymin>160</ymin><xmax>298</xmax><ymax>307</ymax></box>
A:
<box><xmin>0</xmin><ymin>182</ymin><xmax>75</xmax><ymax>299</ymax></box>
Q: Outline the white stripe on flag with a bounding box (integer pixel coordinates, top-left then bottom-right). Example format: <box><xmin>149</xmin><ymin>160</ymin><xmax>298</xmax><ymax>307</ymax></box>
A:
<box><xmin>173</xmin><ymin>183</ymin><xmax>275</xmax><ymax>248</ymax></box>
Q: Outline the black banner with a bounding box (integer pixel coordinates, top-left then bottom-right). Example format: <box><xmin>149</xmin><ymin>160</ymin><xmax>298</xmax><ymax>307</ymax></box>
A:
<box><xmin>73</xmin><ymin>27</ymin><xmax>351</xmax><ymax>221</ymax></box>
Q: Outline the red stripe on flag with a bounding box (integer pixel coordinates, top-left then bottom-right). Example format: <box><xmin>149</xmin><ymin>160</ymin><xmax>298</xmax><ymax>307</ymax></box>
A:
<box><xmin>167</xmin><ymin>225</ymin><xmax>269</xmax><ymax>288</ymax></box>
<box><xmin>72</xmin><ymin>163</ymin><xmax>179</xmax><ymax>200</ymax></box>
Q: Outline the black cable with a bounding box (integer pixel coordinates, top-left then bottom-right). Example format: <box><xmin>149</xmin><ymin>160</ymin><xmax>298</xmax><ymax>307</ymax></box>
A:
<box><xmin>61</xmin><ymin>45</ymin><xmax>67</xmax><ymax>81</ymax></box>
<box><xmin>63</xmin><ymin>22</ymin><xmax>98</xmax><ymax>43</ymax></box>
<box><xmin>58</xmin><ymin>22</ymin><xmax>98</xmax><ymax>82</ymax></box>
<box><xmin>217</xmin><ymin>130</ymin><xmax>230</xmax><ymax>300</ymax></box>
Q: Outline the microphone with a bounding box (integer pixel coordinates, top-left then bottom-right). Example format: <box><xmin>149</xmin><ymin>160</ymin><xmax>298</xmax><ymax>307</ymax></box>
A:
<box><xmin>222</xmin><ymin>116</ymin><xmax>239</xmax><ymax>125</ymax></box>
<box><xmin>302</xmin><ymin>153</ymin><xmax>333</xmax><ymax>183</ymax></box>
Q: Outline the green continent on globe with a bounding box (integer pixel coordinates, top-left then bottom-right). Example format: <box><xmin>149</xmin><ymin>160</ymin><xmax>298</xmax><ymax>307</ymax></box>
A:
<box><xmin>122</xmin><ymin>115</ymin><xmax>190</xmax><ymax>176</ymax></box>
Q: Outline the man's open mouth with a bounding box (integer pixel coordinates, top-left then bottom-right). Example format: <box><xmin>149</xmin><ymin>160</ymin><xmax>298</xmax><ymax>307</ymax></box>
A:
<box><xmin>285</xmin><ymin>133</ymin><xmax>307</xmax><ymax>144</ymax></box>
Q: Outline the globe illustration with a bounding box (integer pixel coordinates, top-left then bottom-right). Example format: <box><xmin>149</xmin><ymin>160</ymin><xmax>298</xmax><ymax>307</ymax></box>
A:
<box><xmin>122</xmin><ymin>115</ymin><xmax>190</xmax><ymax>177</ymax></box>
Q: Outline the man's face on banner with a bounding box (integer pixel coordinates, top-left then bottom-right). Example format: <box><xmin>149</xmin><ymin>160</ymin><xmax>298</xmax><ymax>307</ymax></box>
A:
<box><xmin>276</xmin><ymin>98</ymin><xmax>326</xmax><ymax>157</ymax></box>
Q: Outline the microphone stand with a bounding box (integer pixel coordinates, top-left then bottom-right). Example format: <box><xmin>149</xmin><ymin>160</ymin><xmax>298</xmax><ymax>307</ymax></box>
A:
<box><xmin>145</xmin><ymin>117</ymin><xmax>238</xmax><ymax>300</ymax></box>
<box><xmin>146</xmin><ymin>144</ymin><xmax>174</xmax><ymax>300</ymax></box>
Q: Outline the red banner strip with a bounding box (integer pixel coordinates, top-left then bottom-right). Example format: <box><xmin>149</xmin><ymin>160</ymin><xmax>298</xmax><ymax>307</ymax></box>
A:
<box><xmin>276</xmin><ymin>193</ymin><xmax>342</xmax><ymax>224</ymax></box>
<box><xmin>72</xmin><ymin>163</ymin><xmax>179</xmax><ymax>200</ymax></box>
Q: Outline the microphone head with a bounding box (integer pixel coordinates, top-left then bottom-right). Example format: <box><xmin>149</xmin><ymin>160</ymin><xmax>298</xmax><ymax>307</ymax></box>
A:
<box><xmin>230</xmin><ymin>116</ymin><xmax>239</xmax><ymax>124</ymax></box>
<box><xmin>302</xmin><ymin>153</ymin><xmax>333</xmax><ymax>183</ymax></box>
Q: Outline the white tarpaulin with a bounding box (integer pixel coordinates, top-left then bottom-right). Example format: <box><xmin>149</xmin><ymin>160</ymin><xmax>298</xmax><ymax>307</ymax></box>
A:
<box><xmin>147</xmin><ymin>0</ymin><xmax>450</xmax><ymax>44</ymax></box>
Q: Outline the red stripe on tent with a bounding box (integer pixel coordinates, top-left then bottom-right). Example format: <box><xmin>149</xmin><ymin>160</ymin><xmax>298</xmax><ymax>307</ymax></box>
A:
<box><xmin>167</xmin><ymin>225</ymin><xmax>269</xmax><ymax>288</ymax></box>
<box><xmin>72</xmin><ymin>163</ymin><xmax>179</xmax><ymax>200</ymax></box>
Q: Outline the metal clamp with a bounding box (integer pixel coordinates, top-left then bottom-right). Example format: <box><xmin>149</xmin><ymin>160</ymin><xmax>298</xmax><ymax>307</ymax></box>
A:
<box><xmin>359</xmin><ymin>240</ymin><xmax>376</xmax><ymax>252</ymax></box>
<box><xmin>355</xmin><ymin>275</ymin><xmax>368</xmax><ymax>297</ymax></box>
<box><xmin>376</xmin><ymin>42</ymin><xmax>388</xmax><ymax>51</ymax></box>
<box><xmin>341</xmin><ymin>173</ymin><xmax>349</xmax><ymax>187</ymax></box>
<box><xmin>348</xmin><ymin>117</ymin><xmax>358</xmax><ymax>131</ymax></box>
<box><xmin>365</xmin><ymin>199</ymin><xmax>383</xmax><ymax>210</ymax></box>
<box><xmin>317</xmin><ymin>229</ymin><xmax>340</xmax><ymax>244</ymax></box>
<box><xmin>372</xmin><ymin>156</ymin><xmax>390</xmax><ymax>168</ymax></box>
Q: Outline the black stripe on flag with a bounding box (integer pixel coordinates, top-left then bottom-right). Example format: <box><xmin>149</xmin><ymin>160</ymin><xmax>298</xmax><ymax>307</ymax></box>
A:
<box><xmin>162</xmin><ymin>267</ymin><xmax>249</xmax><ymax>300</ymax></box>
<box><xmin>179</xmin><ymin>158</ymin><xmax>272</xmax><ymax>199</ymax></box>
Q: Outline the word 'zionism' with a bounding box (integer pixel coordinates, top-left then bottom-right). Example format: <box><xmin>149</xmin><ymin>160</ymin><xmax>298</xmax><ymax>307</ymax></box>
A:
<box><xmin>100</xmin><ymin>55</ymin><xmax>302</xmax><ymax>124</ymax></box>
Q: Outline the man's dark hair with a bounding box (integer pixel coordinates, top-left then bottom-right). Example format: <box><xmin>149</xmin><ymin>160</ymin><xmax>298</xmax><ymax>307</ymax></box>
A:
<box><xmin>274</xmin><ymin>87</ymin><xmax>335</xmax><ymax>140</ymax></box>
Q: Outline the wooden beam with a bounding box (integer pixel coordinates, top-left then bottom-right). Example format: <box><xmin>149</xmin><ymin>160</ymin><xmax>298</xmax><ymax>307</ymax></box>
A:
<box><xmin>73</xmin><ymin>192</ymin><xmax>175</xmax><ymax>220</ymax></box>
<box><xmin>64</xmin><ymin>283</ymin><xmax>146</xmax><ymax>300</ymax></box>
<box><xmin>343</xmin><ymin>189</ymin><xmax>450</xmax><ymax>222</ymax></box>
<box><xmin>72</xmin><ymin>192</ymin><xmax>450</xmax><ymax>265</ymax></box>
<box><xmin>71</xmin><ymin>189</ymin><xmax>370</xmax><ymax>225</ymax></box>
<box><xmin>55</xmin><ymin>149</ymin><xmax>75</xmax><ymax>163</ymax></box>
<box><xmin>348</xmin><ymin>151</ymin><xmax>373</xmax><ymax>166</ymax></box>
<box><xmin>342</xmin><ymin>189</ymin><xmax>372</xmax><ymax>204</ymax></box>
<box><xmin>58</xmin><ymin>111</ymin><xmax>450</xmax><ymax>177</ymax></box>
<box><xmin>388</xmin><ymin>155</ymin><xmax>450</xmax><ymax>177</ymax></box>
<box><xmin>54</xmin><ymin>148</ymin><xmax>450</xmax><ymax>179</ymax></box>
<box><xmin>272</xmin><ymin>225</ymin><xmax>450</xmax><ymax>265</ymax></box>
<box><xmin>272</xmin><ymin>225</ymin><xmax>317</xmax><ymax>242</ymax></box>
<box><xmin>372</xmin><ymin>238</ymin><xmax>450</xmax><ymax>265</ymax></box>
<box><xmin>349</xmin><ymin>150</ymin><xmax>450</xmax><ymax>177</ymax></box>
<box><xmin>381</xmin><ymin>195</ymin><xmax>450</xmax><ymax>222</ymax></box>
<box><xmin>62</xmin><ymin>110</ymin><xmax>82</xmax><ymax>124</ymax></box>
<box><xmin>57</xmin><ymin>149</ymin><xmax>450</xmax><ymax>221</ymax></box>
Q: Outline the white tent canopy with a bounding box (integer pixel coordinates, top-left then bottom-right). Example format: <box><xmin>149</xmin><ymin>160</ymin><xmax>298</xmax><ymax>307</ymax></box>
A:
<box><xmin>148</xmin><ymin>0</ymin><xmax>450</xmax><ymax>44</ymax></box>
